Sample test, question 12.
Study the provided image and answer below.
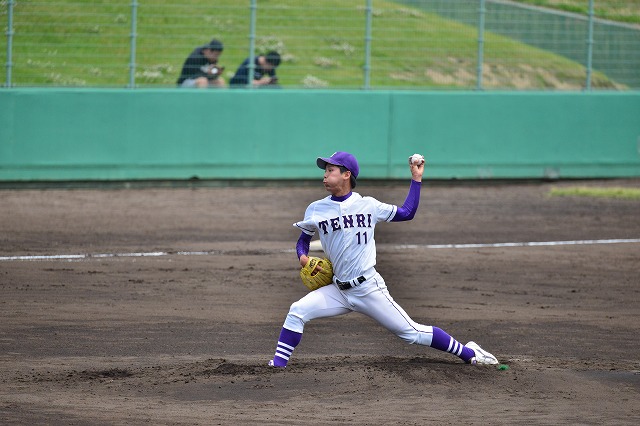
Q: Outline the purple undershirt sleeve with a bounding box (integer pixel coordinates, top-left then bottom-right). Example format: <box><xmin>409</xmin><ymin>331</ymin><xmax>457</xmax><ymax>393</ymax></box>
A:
<box><xmin>391</xmin><ymin>180</ymin><xmax>422</xmax><ymax>222</ymax></box>
<box><xmin>296</xmin><ymin>231</ymin><xmax>312</xmax><ymax>259</ymax></box>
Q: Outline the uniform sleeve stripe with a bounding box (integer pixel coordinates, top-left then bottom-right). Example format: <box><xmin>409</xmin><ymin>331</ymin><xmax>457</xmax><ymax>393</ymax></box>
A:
<box><xmin>294</xmin><ymin>223</ymin><xmax>315</xmax><ymax>234</ymax></box>
<box><xmin>385</xmin><ymin>206</ymin><xmax>397</xmax><ymax>222</ymax></box>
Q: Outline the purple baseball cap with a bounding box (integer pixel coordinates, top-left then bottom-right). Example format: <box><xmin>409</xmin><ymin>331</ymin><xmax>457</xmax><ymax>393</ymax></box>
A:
<box><xmin>316</xmin><ymin>151</ymin><xmax>359</xmax><ymax>188</ymax></box>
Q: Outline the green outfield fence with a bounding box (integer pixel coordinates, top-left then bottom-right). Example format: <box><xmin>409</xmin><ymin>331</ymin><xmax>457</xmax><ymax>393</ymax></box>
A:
<box><xmin>1</xmin><ymin>0</ymin><xmax>639</xmax><ymax>90</ymax></box>
<box><xmin>1</xmin><ymin>89</ymin><xmax>639</xmax><ymax>182</ymax></box>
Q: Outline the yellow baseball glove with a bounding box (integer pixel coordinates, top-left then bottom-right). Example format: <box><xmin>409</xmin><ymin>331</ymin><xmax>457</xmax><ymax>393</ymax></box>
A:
<box><xmin>300</xmin><ymin>256</ymin><xmax>333</xmax><ymax>291</ymax></box>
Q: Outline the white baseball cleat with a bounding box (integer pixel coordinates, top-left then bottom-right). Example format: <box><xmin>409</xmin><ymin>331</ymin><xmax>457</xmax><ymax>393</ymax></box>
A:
<box><xmin>465</xmin><ymin>341</ymin><xmax>499</xmax><ymax>365</ymax></box>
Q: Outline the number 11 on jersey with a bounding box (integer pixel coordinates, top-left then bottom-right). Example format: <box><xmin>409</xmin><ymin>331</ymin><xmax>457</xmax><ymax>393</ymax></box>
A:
<box><xmin>356</xmin><ymin>231</ymin><xmax>368</xmax><ymax>244</ymax></box>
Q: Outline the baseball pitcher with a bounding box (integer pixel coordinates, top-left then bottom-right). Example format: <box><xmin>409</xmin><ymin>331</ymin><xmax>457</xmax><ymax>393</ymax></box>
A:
<box><xmin>268</xmin><ymin>151</ymin><xmax>499</xmax><ymax>368</ymax></box>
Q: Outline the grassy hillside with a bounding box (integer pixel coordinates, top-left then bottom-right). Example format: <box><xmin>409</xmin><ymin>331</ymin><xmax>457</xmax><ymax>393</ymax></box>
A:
<box><xmin>0</xmin><ymin>0</ymin><xmax>633</xmax><ymax>89</ymax></box>
<box><xmin>515</xmin><ymin>0</ymin><xmax>639</xmax><ymax>25</ymax></box>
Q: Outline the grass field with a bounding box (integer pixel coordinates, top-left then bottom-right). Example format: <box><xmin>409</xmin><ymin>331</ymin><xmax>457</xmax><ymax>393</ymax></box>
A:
<box><xmin>550</xmin><ymin>186</ymin><xmax>640</xmax><ymax>199</ymax></box>
<box><xmin>0</xmin><ymin>0</ymin><xmax>637</xmax><ymax>88</ymax></box>
<box><xmin>516</xmin><ymin>0</ymin><xmax>640</xmax><ymax>24</ymax></box>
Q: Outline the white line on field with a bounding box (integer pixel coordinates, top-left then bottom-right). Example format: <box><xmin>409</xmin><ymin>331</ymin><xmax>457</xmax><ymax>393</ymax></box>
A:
<box><xmin>393</xmin><ymin>238</ymin><xmax>640</xmax><ymax>250</ymax></box>
<box><xmin>0</xmin><ymin>238</ymin><xmax>638</xmax><ymax>262</ymax></box>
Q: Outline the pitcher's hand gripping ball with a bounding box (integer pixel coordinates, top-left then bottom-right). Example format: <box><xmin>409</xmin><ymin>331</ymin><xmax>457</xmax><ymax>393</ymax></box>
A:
<box><xmin>300</xmin><ymin>256</ymin><xmax>333</xmax><ymax>291</ymax></box>
<box><xmin>410</xmin><ymin>153</ymin><xmax>425</xmax><ymax>166</ymax></box>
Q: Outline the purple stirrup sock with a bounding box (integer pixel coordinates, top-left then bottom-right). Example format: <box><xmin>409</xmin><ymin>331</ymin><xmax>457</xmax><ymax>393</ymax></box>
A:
<box><xmin>271</xmin><ymin>327</ymin><xmax>302</xmax><ymax>367</ymax></box>
<box><xmin>430</xmin><ymin>327</ymin><xmax>474</xmax><ymax>362</ymax></box>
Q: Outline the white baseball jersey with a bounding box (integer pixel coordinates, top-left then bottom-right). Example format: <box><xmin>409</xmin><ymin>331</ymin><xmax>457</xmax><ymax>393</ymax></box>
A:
<box><xmin>294</xmin><ymin>192</ymin><xmax>397</xmax><ymax>281</ymax></box>
<box><xmin>282</xmin><ymin>183</ymin><xmax>437</xmax><ymax>350</ymax></box>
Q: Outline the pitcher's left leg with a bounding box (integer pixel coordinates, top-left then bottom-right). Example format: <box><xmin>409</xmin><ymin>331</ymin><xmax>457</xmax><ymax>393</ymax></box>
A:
<box><xmin>355</xmin><ymin>278</ymin><xmax>478</xmax><ymax>363</ymax></box>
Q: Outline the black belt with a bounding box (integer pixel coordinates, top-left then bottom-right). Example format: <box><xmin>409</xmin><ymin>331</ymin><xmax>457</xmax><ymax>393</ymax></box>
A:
<box><xmin>335</xmin><ymin>275</ymin><xmax>366</xmax><ymax>290</ymax></box>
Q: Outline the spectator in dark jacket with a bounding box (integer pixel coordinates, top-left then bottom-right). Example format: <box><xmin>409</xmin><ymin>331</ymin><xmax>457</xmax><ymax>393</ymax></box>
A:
<box><xmin>230</xmin><ymin>51</ymin><xmax>281</xmax><ymax>88</ymax></box>
<box><xmin>177</xmin><ymin>38</ymin><xmax>226</xmax><ymax>88</ymax></box>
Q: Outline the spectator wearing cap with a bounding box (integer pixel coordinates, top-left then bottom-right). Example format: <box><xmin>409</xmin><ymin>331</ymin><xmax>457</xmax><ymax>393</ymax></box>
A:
<box><xmin>230</xmin><ymin>51</ymin><xmax>281</xmax><ymax>88</ymax></box>
<box><xmin>176</xmin><ymin>38</ymin><xmax>226</xmax><ymax>88</ymax></box>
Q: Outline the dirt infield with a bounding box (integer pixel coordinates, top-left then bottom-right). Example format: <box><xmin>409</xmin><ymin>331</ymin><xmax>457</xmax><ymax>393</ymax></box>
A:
<box><xmin>1</xmin><ymin>179</ymin><xmax>639</xmax><ymax>425</ymax></box>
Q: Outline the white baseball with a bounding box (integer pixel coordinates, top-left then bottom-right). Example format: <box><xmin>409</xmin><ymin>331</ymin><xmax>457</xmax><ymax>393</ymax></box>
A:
<box><xmin>410</xmin><ymin>153</ymin><xmax>424</xmax><ymax>165</ymax></box>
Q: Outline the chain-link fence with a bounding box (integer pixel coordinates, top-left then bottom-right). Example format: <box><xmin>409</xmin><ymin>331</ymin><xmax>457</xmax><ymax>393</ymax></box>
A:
<box><xmin>2</xmin><ymin>0</ymin><xmax>639</xmax><ymax>90</ymax></box>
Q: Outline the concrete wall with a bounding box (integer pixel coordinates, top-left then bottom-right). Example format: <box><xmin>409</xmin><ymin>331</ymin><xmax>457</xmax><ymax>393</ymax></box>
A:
<box><xmin>1</xmin><ymin>89</ymin><xmax>639</xmax><ymax>181</ymax></box>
